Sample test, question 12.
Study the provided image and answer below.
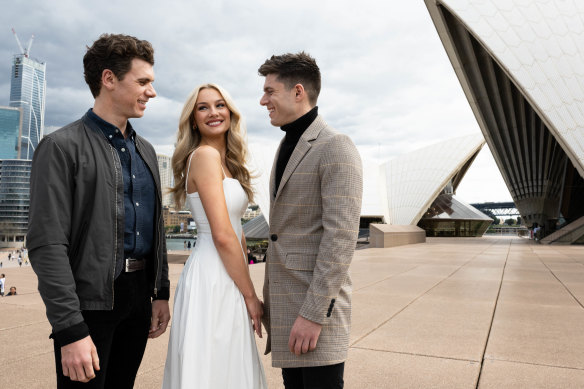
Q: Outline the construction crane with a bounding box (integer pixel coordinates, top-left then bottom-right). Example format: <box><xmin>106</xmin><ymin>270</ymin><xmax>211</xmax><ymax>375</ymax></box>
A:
<box><xmin>11</xmin><ymin>28</ymin><xmax>34</xmax><ymax>57</ymax></box>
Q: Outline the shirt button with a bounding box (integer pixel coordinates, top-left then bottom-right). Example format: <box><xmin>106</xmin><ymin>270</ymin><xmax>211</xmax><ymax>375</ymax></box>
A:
<box><xmin>132</xmin><ymin>175</ymin><xmax>136</xmax><ymax>179</ymax></box>
<box><xmin>109</xmin><ymin>135</ymin><xmax>113</xmax><ymax>139</ymax></box>
<box><xmin>121</xmin><ymin>148</ymin><xmax>126</xmax><ymax>152</ymax></box>
<box><xmin>270</xmin><ymin>234</ymin><xmax>278</xmax><ymax>241</ymax></box>
<box><xmin>136</xmin><ymin>202</ymin><xmax>139</xmax><ymax>206</ymax></box>
<box><xmin>137</xmin><ymin>231</ymin><xmax>140</xmax><ymax>236</ymax></box>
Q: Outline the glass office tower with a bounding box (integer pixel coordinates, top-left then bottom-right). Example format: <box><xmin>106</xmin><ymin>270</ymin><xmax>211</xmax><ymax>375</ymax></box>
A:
<box><xmin>0</xmin><ymin>107</ymin><xmax>22</xmax><ymax>159</ymax></box>
<box><xmin>9</xmin><ymin>54</ymin><xmax>46</xmax><ymax>160</ymax></box>
<box><xmin>0</xmin><ymin>159</ymin><xmax>32</xmax><ymax>245</ymax></box>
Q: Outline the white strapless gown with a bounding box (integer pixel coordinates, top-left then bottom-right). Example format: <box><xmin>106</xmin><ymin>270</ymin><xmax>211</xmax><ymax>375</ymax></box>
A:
<box><xmin>162</xmin><ymin>178</ymin><xmax>267</xmax><ymax>389</ymax></box>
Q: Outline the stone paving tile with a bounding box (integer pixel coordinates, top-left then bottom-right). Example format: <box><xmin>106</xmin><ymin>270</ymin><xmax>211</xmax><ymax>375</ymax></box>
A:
<box><xmin>0</xmin><ymin>350</ymin><xmax>55</xmax><ymax>389</ymax></box>
<box><xmin>485</xmin><ymin>302</ymin><xmax>584</xmax><ymax>369</ymax></box>
<box><xmin>354</xmin><ymin>297</ymin><xmax>495</xmax><ymax>362</ymax></box>
<box><xmin>346</xmin><ymin>348</ymin><xmax>480</xmax><ymax>389</ymax></box>
<box><xmin>497</xmin><ymin>280</ymin><xmax>581</xmax><ymax>307</ymax></box>
<box><xmin>478</xmin><ymin>359</ymin><xmax>584</xmax><ymax>389</ymax></box>
<box><xmin>0</xmin><ymin>321</ymin><xmax>53</xmax><ymax>364</ymax></box>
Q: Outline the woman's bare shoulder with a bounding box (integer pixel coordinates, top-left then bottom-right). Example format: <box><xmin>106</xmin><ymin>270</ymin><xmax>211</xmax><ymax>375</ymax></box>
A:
<box><xmin>191</xmin><ymin>145</ymin><xmax>220</xmax><ymax>162</ymax></box>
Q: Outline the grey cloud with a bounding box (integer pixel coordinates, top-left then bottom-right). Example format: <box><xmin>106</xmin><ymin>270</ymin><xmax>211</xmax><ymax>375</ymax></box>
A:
<box><xmin>0</xmin><ymin>0</ymin><xmax>510</xmax><ymax>202</ymax></box>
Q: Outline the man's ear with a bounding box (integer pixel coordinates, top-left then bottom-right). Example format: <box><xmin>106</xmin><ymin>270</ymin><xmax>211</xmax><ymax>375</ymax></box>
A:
<box><xmin>294</xmin><ymin>84</ymin><xmax>305</xmax><ymax>101</ymax></box>
<box><xmin>101</xmin><ymin>69</ymin><xmax>116</xmax><ymax>91</ymax></box>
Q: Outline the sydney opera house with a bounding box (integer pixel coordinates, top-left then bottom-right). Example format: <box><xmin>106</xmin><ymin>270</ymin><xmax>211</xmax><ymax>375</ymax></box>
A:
<box><xmin>248</xmin><ymin>0</ymin><xmax>584</xmax><ymax>246</ymax></box>
<box><xmin>425</xmin><ymin>0</ymin><xmax>584</xmax><ymax>244</ymax></box>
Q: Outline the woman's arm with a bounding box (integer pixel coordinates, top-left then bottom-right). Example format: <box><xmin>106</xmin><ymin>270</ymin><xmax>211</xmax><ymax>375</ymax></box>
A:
<box><xmin>188</xmin><ymin>146</ymin><xmax>262</xmax><ymax>336</ymax></box>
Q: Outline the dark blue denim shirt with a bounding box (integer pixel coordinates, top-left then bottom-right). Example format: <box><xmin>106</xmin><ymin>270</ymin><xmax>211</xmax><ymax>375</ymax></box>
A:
<box><xmin>87</xmin><ymin>109</ymin><xmax>156</xmax><ymax>277</ymax></box>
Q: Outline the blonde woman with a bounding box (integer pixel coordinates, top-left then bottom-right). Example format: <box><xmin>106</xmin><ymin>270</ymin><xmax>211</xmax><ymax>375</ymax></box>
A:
<box><xmin>162</xmin><ymin>84</ymin><xmax>267</xmax><ymax>388</ymax></box>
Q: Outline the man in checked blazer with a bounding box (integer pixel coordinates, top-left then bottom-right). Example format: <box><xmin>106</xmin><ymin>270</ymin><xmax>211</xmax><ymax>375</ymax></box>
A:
<box><xmin>258</xmin><ymin>52</ymin><xmax>363</xmax><ymax>389</ymax></box>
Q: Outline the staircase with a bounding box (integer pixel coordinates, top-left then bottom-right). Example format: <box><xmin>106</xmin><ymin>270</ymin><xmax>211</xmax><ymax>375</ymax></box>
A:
<box><xmin>540</xmin><ymin>216</ymin><xmax>584</xmax><ymax>245</ymax></box>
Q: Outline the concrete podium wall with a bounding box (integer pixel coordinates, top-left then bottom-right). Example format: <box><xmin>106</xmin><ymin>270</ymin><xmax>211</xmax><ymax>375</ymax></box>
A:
<box><xmin>369</xmin><ymin>224</ymin><xmax>426</xmax><ymax>248</ymax></box>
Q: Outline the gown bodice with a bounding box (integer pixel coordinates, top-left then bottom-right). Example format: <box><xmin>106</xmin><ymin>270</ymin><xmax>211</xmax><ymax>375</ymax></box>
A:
<box><xmin>186</xmin><ymin>178</ymin><xmax>248</xmax><ymax>237</ymax></box>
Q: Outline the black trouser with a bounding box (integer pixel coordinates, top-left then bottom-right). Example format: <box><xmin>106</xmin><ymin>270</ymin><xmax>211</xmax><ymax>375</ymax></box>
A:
<box><xmin>282</xmin><ymin>362</ymin><xmax>345</xmax><ymax>389</ymax></box>
<box><xmin>53</xmin><ymin>270</ymin><xmax>151</xmax><ymax>389</ymax></box>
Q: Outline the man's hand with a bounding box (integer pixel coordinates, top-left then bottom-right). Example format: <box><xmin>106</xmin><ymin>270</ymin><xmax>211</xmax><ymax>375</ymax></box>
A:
<box><xmin>61</xmin><ymin>336</ymin><xmax>100</xmax><ymax>382</ymax></box>
<box><xmin>288</xmin><ymin>315</ymin><xmax>322</xmax><ymax>356</ymax></box>
<box><xmin>149</xmin><ymin>299</ymin><xmax>170</xmax><ymax>338</ymax></box>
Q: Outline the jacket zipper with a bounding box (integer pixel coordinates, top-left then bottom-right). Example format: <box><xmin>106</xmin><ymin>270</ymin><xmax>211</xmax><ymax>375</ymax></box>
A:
<box><xmin>106</xmin><ymin>141</ymin><xmax>121</xmax><ymax>309</ymax></box>
<box><xmin>136</xmin><ymin>139</ymin><xmax>161</xmax><ymax>297</ymax></box>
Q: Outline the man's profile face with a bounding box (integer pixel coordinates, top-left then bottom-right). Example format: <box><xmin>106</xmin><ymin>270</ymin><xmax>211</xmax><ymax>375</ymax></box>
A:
<box><xmin>9</xmin><ymin>287</ymin><xmax>15</xmax><ymax>294</ymax></box>
<box><xmin>260</xmin><ymin>74</ymin><xmax>298</xmax><ymax>127</ymax></box>
<box><xmin>110</xmin><ymin>58</ymin><xmax>157</xmax><ymax>121</ymax></box>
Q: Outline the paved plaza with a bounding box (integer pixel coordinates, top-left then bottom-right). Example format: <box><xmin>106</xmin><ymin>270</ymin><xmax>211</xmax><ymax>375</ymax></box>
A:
<box><xmin>1</xmin><ymin>236</ymin><xmax>584</xmax><ymax>388</ymax></box>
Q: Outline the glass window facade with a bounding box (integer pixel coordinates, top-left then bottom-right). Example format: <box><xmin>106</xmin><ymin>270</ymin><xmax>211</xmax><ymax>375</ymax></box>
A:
<box><xmin>10</xmin><ymin>55</ymin><xmax>46</xmax><ymax>160</ymax></box>
<box><xmin>0</xmin><ymin>107</ymin><xmax>21</xmax><ymax>159</ymax></box>
<box><xmin>0</xmin><ymin>159</ymin><xmax>32</xmax><ymax>245</ymax></box>
<box><xmin>417</xmin><ymin>193</ymin><xmax>493</xmax><ymax>237</ymax></box>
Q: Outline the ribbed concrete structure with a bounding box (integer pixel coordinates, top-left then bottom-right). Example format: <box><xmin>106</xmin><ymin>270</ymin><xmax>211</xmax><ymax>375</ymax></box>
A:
<box><xmin>425</xmin><ymin>0</ymin><xmax>584</xmax><ymax>237</ymax></box>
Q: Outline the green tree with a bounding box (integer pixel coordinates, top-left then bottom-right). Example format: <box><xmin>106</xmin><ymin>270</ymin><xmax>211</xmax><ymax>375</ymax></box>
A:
<box><xmin>504</xmin><ymin>218</ymin><xmax>515</xmax><ymax>226</ymax></box>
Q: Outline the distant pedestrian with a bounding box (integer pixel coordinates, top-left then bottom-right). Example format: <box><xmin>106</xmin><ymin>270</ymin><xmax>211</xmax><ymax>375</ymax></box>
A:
<box><xmin>247</xmin><ymin>249</ymin><xmax>255</xmax><ymax>265</ymax></box>
<box><xmin>183</xmin><ymin>240</ymin><xmax>187</xmax><ymax>249</ymax></box>
<box><xmin>5</xmin><ymin>286</ymin><xmax>17</xmax><ymax>296</ymax></box>
<box><xmin>187</xmin><ymin>241</ymin><xmax>192</xmax><ymax>250</ymax></box>
<box><xmin>8</xmin><ymin>253</ymin><xmax>11</xmax><ymax>261</ymax></box>
<box><xmin>0</xmin><ymin>274</ymin><xmax>5</xmax><ymax>296</ymax></box>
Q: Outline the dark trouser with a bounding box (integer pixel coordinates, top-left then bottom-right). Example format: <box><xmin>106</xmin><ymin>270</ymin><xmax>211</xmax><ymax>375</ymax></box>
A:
<box><xmin>282</xmin><ymin>362</ymin><xmax>345</xmax><ymax>389</ymax></box>
<box><xmin>53</xmin><ymin>270</ymin><xmax>151</xmax><ymax>389</ymax></box>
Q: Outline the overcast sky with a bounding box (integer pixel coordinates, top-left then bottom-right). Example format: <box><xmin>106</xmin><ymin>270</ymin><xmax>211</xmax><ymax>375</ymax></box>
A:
<box><xmin>0</xmin><ymin>0</ymin><xmax>513</xmax><ymax>203</ymax></box>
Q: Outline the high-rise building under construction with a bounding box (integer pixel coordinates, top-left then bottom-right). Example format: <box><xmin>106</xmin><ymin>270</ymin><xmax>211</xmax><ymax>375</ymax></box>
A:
<box><xmin>9</xmin><ymin>53</ymin><xmax>46</xmax><ymax>159</ymax></box>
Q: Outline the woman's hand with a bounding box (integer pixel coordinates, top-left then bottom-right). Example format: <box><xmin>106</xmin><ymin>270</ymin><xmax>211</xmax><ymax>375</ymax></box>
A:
<box><xmin>244</xmin><ymin>295</ymin><xmax>264</xmax><ymax>338</ymax></box>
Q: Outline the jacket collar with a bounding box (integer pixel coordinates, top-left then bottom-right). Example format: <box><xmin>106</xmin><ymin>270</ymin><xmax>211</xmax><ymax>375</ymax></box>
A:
<box><xmin>270</xmin><ymin>115</ymin><xmax>327</xmax><ymax>204</ymax></box>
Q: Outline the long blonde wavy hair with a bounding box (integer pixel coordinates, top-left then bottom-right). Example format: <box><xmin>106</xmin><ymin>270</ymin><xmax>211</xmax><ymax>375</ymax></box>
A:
<box><xmin>170</xmin><ymin>83</ymin><xmax>254</xmax><ymax>209</ymax></box>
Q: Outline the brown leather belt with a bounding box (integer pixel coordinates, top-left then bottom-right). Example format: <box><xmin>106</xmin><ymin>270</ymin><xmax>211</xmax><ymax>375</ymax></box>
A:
<box><xmin>124</xmin><ymin>258</ymin><xmax>145</xmax><ymax>272</ymax></box>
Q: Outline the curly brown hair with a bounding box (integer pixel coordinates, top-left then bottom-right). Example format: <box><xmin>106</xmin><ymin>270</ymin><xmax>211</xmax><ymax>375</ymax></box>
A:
<box><xmin>83</xmin><ymin>33</ymin><xmax>154</xmax><ymax>98</ymax></box>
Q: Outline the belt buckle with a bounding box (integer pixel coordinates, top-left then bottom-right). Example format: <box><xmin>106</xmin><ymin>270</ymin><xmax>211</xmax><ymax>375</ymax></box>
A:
<box><xmin>125</xmin><ymin>258</ymin><xmax>142</xmax><ymax>272</ymax></box>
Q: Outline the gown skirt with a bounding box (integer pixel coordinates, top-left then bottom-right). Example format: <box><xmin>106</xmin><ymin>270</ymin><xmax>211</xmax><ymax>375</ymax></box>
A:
<box><xmin>161</xmin><ymin>178</ymin><xmax>267</xmax><ymax>388</ymax></box>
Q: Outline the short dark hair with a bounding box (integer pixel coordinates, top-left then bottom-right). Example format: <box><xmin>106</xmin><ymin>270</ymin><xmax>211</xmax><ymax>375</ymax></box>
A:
<box><xmin>83</xmin><ymin>34</ymin><xmax>155</xmax><ymax>98</ymax></box>
<box><xmin>258</xmin><ymin>52</ymin><xmax>321</xmax><ymax>106</ymax></box>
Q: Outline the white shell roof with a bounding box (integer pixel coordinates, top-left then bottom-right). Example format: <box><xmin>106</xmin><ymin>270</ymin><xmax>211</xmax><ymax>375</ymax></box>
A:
<box><xmin>426</xmin><ymin>0</ymin><xmax>584</xmax><ymax>177</ymax></box>
<box><xmin>381</xmin><ymin>133</ymin><xmax>484</xmax><ymax>225</ymax></box>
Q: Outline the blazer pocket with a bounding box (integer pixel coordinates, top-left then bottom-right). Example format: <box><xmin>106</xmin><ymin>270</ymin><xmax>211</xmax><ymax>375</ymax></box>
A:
<box><xmin>285</xmin><ymin>254</ymin><xmax>317</xmax><ymax>271</ymax></box>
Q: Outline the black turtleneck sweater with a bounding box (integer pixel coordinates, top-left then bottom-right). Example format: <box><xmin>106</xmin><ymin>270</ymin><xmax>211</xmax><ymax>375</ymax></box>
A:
<box><xmin>275</xmin><ymin>106</ymin><xmax>318</xmax><ymax>194</ymax></box>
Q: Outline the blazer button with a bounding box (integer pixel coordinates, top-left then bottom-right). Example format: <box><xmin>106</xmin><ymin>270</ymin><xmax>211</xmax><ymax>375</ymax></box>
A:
<box><xmin>270</xmin><ymin>234</ymin><xmax>278</xmax><ymax>242</ymax></box>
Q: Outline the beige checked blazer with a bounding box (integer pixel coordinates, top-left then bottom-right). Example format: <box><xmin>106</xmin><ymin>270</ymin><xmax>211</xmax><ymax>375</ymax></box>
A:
<box><xmin>262</xmin><ymin>115</ymin><xmax>363</xmax><ymax>368</ymax></box>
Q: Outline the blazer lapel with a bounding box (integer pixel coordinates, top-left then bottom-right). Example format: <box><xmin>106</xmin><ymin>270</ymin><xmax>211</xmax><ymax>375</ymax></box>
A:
<box><xmin>269</xmin><ymin>140</ymin><xmax>283</xmax><ymax>219</ymax></box>
<box><xmin>273</xmin><ymin>115</ymin><xmax>326</xmax><ymax>202</ymax></box>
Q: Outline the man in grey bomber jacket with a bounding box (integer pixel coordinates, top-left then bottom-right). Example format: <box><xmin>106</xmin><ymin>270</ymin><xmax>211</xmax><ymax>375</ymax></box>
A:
<box><xmin>27</xmin><ymin>34</ymin><xmax>170</xmax><ymax>388</ymax></box>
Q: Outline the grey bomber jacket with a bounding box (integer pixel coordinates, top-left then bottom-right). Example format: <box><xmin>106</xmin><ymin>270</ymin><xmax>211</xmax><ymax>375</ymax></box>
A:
<box><xmin>27</xmin><ymin>113</ymin><xmax>169</xmax><ymax>345</ymax></box>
